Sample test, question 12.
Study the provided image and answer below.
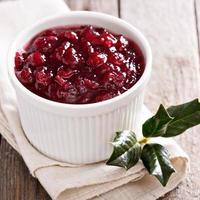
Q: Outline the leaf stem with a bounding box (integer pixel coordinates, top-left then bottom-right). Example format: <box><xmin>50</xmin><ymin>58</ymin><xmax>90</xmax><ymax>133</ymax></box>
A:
<box><xmin>138</xmin><ymin>137</ymin><xmax>150</xmax><ymax>144</ymax></box>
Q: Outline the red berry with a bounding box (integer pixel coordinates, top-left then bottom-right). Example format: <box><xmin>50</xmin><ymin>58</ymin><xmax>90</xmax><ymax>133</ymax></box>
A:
<box><xmin>87</xmin><ymin>52</ymin><xmax>107</xmax><ymax>68</ymax></box>
<box><xmin>108</xmin><ymin>52</ymin><xmax>125</xmax><ymax>65</ymax></box>
<box><xmin>16</xmin><ymin>67</ymin><xmax>33</xmax><ymax>84</ymax></box>
<box><xmin>46</xmin><ymin>82</ymin><xmax>59</xmax><ymax>100</ymax></box>
<box><xmin>32</xmin><ymin>36</ymin><xmax>58</xmax><ymax>53</ymax></box>
<box><xmin>62</xmin><ymin>47</ymin><xmax>80</xmax><ymax>66</ymax></box>
<box><xmin>113</xmin><ymin>72</ymin><xmax>126</xmax><ymax>87</ymax></box>
<box><xmin>35</xmin><ymin>68</ymin><xmax>53</xmax><ymax>87</ymax></box>
<box><xmin>53</xmin><ymin>41</ymin><xmax>70</xmax><ymax>62</ymax></box>
<box><xmin>55</xmin><ymin>74</ymin><xmax>74</xmax><ymax>90</ymax></box>
<box><xmin>83</xmin><ymin>78</ymin><xmax>99</xmax><ymax>89</ymax></box>
<box><xmin>99</xmin><ymin>32</ymin><xmax>117</xmax><ymax>47</ymax></box>
<box><xmin>41</xmin><ymin>29</ymin><xmax>58</xmax><ymax>36</ymax></box>
<box><xmin>15</xmin><ymin>52</ymin><xmax>25</xmax><ymax>70</ymax></box>
<box><xmin>116</xmin><ymin>35</ymin><xmax>128</xmax><ymax>51</ymax></box>
<box><xmin>26</xmin><ymin>52</ymin><xmax>46</xmax><ymax>67</ymax></box>
<box><xmin>64</xmin><ymin>31</ymin><xmax>79</xmax><ymax>43</ymax></box>
<box><xmin>81</xmin><ymin>40</ymin><xmax>94</xmax><ymax>56</ymax></box>
<box><xmin>102</xmin><ymin>71</ymin><xmax>125</xmax><ymax>88</ymax></box>
<box><xmin>81</xmin><ymin>26</ymin><xmax>100</xmax><ymax>44</ymax></box>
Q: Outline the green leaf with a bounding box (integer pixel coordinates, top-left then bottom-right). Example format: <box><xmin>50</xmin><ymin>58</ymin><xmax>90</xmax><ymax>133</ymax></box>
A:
<box><xmin>164</xmin><ymin>98</ymin><xmax>200</xmax><ymax>137</ymax></box>
<box><xmin>106</xmin><ymin>130</ymin><xmax>141</xmax><ymax>170</ymax></box>
<box><xmin>142</xmin><ymin>104</ymin><xmax>173</xmax><ymax>137</ymax></box>
<box><xmin>141</xmin><ymin>143</ymin><xmax>175</xmax><ymax>186</ymax></box>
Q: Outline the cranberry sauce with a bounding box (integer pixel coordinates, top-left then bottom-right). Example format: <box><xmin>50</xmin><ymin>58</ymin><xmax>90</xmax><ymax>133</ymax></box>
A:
<box><xmin>14</xmin><ymin>25</ymin><xmax>145</xmax><ymax>104</ymax></box>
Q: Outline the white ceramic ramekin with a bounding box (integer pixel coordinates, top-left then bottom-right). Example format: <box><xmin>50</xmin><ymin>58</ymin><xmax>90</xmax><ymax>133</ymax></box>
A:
<box><xmin>8</xmin><ymin>11</ymin><xmax>152</xmax><ymax>164</ymax></box>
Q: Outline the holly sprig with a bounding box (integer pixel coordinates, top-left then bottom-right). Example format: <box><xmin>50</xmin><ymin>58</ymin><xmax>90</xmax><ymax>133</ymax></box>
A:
<box><xmin>106</xmin><ymin>99</ymin><xmax>200</xmax><ymax>186</ymax></box>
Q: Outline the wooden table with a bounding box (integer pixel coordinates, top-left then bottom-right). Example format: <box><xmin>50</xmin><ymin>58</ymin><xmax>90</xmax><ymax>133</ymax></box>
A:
<box><xmin>0</xmin><ymin>0</ymin><xmax>200</xmax><ymax>199</ymax></box>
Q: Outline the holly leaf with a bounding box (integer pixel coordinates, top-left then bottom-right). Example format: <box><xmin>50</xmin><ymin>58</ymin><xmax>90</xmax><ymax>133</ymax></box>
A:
<box><xmin>142</xmin><ymin>99</ymin><xmax>200</xmax><ymax>138</ymax></box>
<box><xmin>142</xmin><ymin>104</ymin><xmax>173</xmax><ymax>137</ymax></box>
<box><xmin>141</xmin><ymin>143</ymin><xmax>175</xmax><ymax>186</ymax></box>
<box><xmin>164</xmin><ymin>98</ymin><xmax>200</xmax><ymax>137</ymax></box>
<box><xmin>106</xmin><ymin>130</ymin><xmax>141</xmax><ymax>170</ymax></box>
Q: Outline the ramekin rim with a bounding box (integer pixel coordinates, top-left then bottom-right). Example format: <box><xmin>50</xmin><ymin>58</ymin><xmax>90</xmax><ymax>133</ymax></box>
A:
<box><xmin>8</xmin><ymin>11</ymin><xmax>152</xmax><ymax>110</ymax></box>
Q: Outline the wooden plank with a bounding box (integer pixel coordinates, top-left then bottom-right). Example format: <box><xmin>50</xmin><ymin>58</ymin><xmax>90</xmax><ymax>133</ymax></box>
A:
<box><xmin>121</xmin><ymin>0</ymin><xmax>200</xmax><ymax>199</ymax></box>
<box><xmin>0</xmin><ymin>138</ymin><xmax>51</xmax><ymax>200</ymax></box>
<box><xmin>195</xmin><ymin>0</ymin><xmax>200</xmax><ymax>58</ymax></box>
<box><xmin>65</xmin><ymin>0</ymin><xmax>119</xmax><ymax>16</ymax></box>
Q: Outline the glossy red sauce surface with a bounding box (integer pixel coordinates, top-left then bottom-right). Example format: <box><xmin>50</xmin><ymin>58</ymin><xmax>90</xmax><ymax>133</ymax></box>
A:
<box><xmin>14</xmin><ymin>25</ymin><xmax>145</xmax><ymax>104</ymax></box>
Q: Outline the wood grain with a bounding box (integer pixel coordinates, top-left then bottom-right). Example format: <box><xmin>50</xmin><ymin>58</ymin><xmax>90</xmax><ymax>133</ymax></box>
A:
<box><xmin>65</xmin><ymin>0</ymin><xmax>118</xmax><ymax>16</ymax></box>
<box><xmin>121</xmin><ymin>0</ymin><xmax>200</xmax><ymax>108</ymax></box>
<box><xmin>0</xmin><ymin>0</ymin><xmax>200</xmax><ymax>199</ymax></box>
<box><xmin>121</xmin><ymin>0</ymin><xmax>200</xmax><ymax>199</ymax></box>
<box><xmin>195</xmin><ymin>0</ymin><xmax>200</xmax><ymax>57</ymax></box>
<box><xmin>0</xmin><ymin>1</ymin><xmax>119</xmax><ymax>200</ymax></box>
<box><xmin>0</xmin><ymin>138</ymin><xmax>51</xmax><ymax>200</ymax></box>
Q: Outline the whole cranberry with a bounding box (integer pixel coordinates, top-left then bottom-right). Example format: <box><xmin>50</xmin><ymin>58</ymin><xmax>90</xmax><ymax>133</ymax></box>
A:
<box><xmin>46</xmin><ymin>82</ymin><xmax>59</xmax><ymax>100</ymax></box>
<box><xmin>81</xmin><ymin>39</ymin><xmax>94</xmax><ymax>56</ymax></box>
<box><xmin>16</xmin><ymin>67</ymin><xmax>33</xmax><ymax>84</ymax></box>
<box><xmin>62</xmin><ymin>47</ymin><xmax>80</xmax><ymax>66</ymax></box>
<box><xmin>113</xmin><ymin>72</ymin><xmax>126</xmax><ymax>87</ymax></box>
<box><xmin>83</xmin><ymin>78</ymin><xmax>99</xmax><ymax>89</ymax></box>
<box><xmin>87</xmin><ymin>52</ymin><xmax>107</xmax><ymax>68</ymax></box>
<box><xmin>102</xmin><ymin>71</ymin><xmax>125</xmax><ymax>88</ymax></box>
<box><xmin>32</xmin><ymin>36</ymin><xmax>58</xmax><ymax>53</ymax></box>
<box><xmin>64</xmin><ymin>31</ymin><xmax>79</xmax><ymax>43</ymax></box>
<box><xmin>54</xmin><ymin>41</ymin><xmax>70</xmax><ymax>61</ymax></box>
<box><xmin>41</xmin><ymin>29</ymin><xmax>58</xmax><ymax>36</ymax></box>
<box><xmin>81</xmin><ymin>26</ymin><xmax>100</xmax><ymax>44</ymax></box>
<box><xmin>108</xmin><ymin>52</ymin><xmax>125</xmax><ymax>65</ymax></box>
<box><xmin>26</xmin><ymin>52</ymin><xmax>46</xmax><ymax>67</ymax></box>
<box><xmin>15</xmin><ymin>52</ymin><xmax>25</xmax><ymax>70</ymax></box>
<box><xmin>35</xmin><ymin>68</ymin><xmax>53</xmax><ymax>87</ymax></box>
<box><xmin>116</xmin><ymin>35</ymin><xmax>129</xmax><ymax>51</ymax></box>
<box><xmin>99</xmin><ymin>32</ymin><xmax>117</xmax><ymax>48</ymax></box>
<box><xmin>55</xmin><ymin>75</ymin><xmax>73</xmax><ymax>89</ymax></box>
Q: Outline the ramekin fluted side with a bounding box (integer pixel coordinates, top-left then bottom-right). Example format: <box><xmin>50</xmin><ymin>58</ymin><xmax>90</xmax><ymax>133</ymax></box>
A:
<box><xmin>8</xmin><ymin>12</ymin><xmax>152</xmax><ymax>164</ymax></box>
<box><xmin>16</xmin><ymin>91</ymin><xmax>144</xmax><ymax>164</ymax></box>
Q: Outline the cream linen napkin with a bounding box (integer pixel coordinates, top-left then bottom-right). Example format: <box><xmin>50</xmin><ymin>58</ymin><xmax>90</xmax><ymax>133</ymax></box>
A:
<box><xmin>0</xmin><ymin>0</ymin><xmax>189</xmax><ymax>200</ymax></box>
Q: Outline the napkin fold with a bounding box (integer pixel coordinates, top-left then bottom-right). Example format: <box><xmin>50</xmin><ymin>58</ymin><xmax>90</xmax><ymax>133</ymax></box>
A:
<box><xmin>0</xmin><ymin>0</ymin><xmax>189</xmax><ymax>200</ymax></box>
